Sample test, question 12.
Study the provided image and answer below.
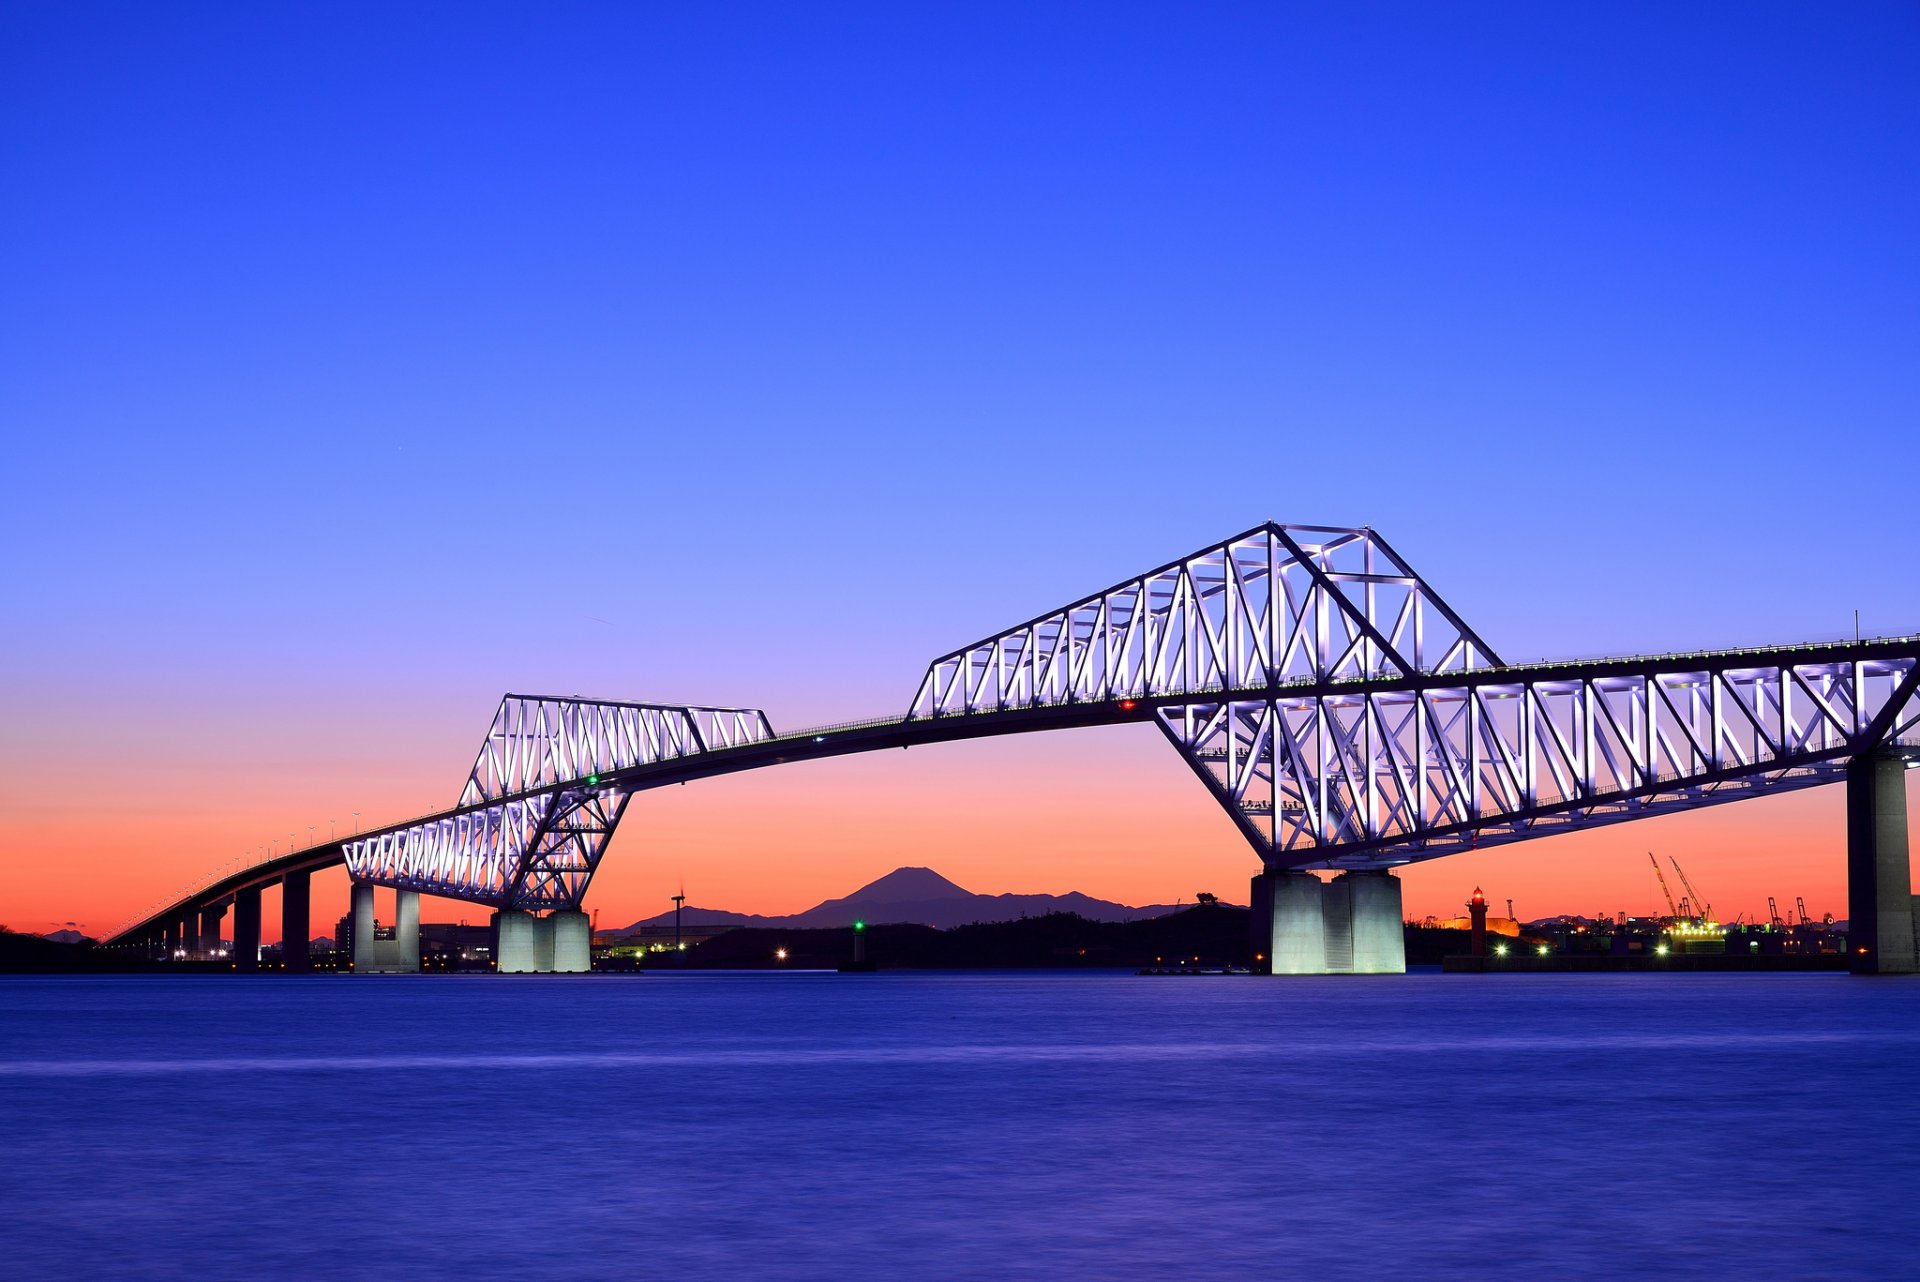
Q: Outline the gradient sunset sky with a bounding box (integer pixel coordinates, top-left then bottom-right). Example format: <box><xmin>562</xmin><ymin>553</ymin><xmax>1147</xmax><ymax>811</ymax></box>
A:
<box><xmin>3</xmin><ymin>3</ymin><xmax>1916</xmax><ymax>941</ymax></box>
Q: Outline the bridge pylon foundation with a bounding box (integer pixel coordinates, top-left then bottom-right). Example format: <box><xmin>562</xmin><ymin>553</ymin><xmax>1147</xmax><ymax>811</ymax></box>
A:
<box><xmin>1848</xmin><ymin>753</ymin><xmax>1916</xmax><ymax>975</ymax></box>
<box><xmin>281</xmin><ymin>869</ymin><xmax>311</xmax><ymax>972</ymax></box>
<box><xmin>1255</xmin><ymin>870</ymin><xmax>1405</xmax><ymax>975</ymax></box>
<box><xmin>199</xmin><ymin>903</ymin><xmax>227</xmax><ymax>959</ymax></box>
<box><xmin>348</xmin><ymin>883</ymin><xmax>420</xmax><ymax>974</ymax></box>
<box><xmin>232</xmin><ymin>886</ymin><xmax>261</xmax><ymax>972</ymax></box>
<box><xmin>493</xmin><ymin>909</ymin><xmax>591</xmax><ymax>973</ymax></box>
<box><xmin>551</xmin><ymin>910</ymin><xmax>591</xmax><ymax>973</ymax></box>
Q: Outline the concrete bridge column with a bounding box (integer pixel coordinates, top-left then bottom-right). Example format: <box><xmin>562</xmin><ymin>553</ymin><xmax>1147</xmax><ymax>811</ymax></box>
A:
<box><xmin>350</xmin><ymin>883</ymin><xmax>376</xmax><ymax>972</ymax></box>
<box><xmin>1249</xmin><ymin>871</ymin><xmax>1276</xmax><ymax>973</ymax></box>
<box><xmin>348</xmin><ymin>883</ymin><xmax>421</xmax><ymax>973</ymax></box>
<box><xmin>232</xmin><ymin>886</ymin><xmax>262</xmax><ymax>972</ymax></box>
<box><xmin>199</xmin><ymin>903</ymin><xmax>227</xmax><ymax>957</ymax></box>
<box><xmin>1265</xmin><ymin>872</ymin><xmax>1330</xmax><ymax>975</ymax></box>
<box><xmin>163</xmin><ymin>920</ymin><xmax>181</xmax><ymax>958</ymax></box>
<box><xmin>395</xmin><ymin>889</ymin><xmax>420</xmax><ymax>972</ymax></box>
<box><xmin>281</xmin><ymin>869</ymin><xmax>311</xmax><ymax>972</ymax></box>
<box><xmin>550</xmin><ymin>910</ymin><xmax>591</xmax><ymax>973</ymax></box>
<box><xmin>1337</xmin><ymin>870</ymin><xmax>1406</xmax><ymax>974</ymax></box>
<box><xmin>494</xmin><ymin>909</ymin><xmax>581</xmax><ymax>973</ymax></box>
<box><xmin>1255</xmin><ymin>870</ymin><xmax>1406</xmax><ymax>974</ymax></box>
<box><xmin>1848</xmin><ymin>753</ymin><xmax>1915</xmax><ymax>975</ymax></box>
<box><xmin>494</xmin><ymin>909</ymin><xmax>538</xmax><ymax>973</ymax></box>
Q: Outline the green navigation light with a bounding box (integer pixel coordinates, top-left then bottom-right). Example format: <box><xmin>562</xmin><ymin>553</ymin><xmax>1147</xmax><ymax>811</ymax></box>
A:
<box><xmin>853</xmin><ymin>920</ymin><xmax>866</xmax><ymax>932</ymax></box>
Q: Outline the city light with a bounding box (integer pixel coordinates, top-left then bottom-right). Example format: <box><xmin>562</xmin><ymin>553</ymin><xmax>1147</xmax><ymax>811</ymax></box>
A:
<box><xmin>1494</xmin><ymin>943</ymin><xmax>1508</xmax><ymax>957</ymax></box>
<box><xmin>774</xmin><ymin>948</ymin><xmax>789</xmax><ymax>961</ymax></box>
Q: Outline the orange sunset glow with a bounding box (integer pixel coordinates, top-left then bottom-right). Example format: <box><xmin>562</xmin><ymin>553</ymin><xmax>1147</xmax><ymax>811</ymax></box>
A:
<box><xmin>7</xmin><ymin>706</ymin><xmax>1909</xmax><ymax>941</ymax></box>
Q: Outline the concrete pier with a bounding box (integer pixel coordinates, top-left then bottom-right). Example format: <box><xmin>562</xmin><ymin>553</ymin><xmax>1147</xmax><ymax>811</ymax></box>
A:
<box><xmin>494</xmin><ymin>909</ymin><xmax>588</xmax><ymax>973</ymax></box>
<box><xmin>1255</xmin><ymin>869</ymin><xmax>1405</xmax><ymax>974</ymax></box>
<box><xmin>281</xmin><ymin>869</ymin><xmax>311</xmax><ymax>972</ymax></box>
<box><xmin>494</xmin><ymin>909</ymin><xmax>546</xmax><ymax>973</ymax></box>
<box><xmin>1267</xmin><ymin>871</ymin><xmax>1330</xmax><ymax>975</ymax></box>
<box><xmin>163</xmin><ymin>920</ymin><xmax>181</xmax><ymax>958</ymax></box>
<box><xmin>1848</xmin><ymin>753</ymin><xmax>1915</xmax><ymax>975</ymax></box>
<box><xmin>350</xmin><ymin>883</ymin><xmax>422</xmax><ymax>973</ymax></box>
<box><xmin>395</xmin><ymin>889</ymin><xmax>420</xmax><ymax>972</ymax></box>
<box><xmin>232</xmin><ymin>886</ymin><xmax>261</xmax><ymax>971</ymax></box>
<box><xmin>350</xmin><ymin>883</ymin><xmax>376</xmax><ymax>971</ymax></box>
<box><xmin>1249</xmin><ymin>872</ymin><xmax>1276</xmax><ymax>973</ymax></box>
<box><xmin>1340</xmin><ymin>870</ymin><xmax>1407</xmax><ymax>974</ymax></box>
<box><xmin>550</xmin><ymin>910</ymin><xmax>591</xmax><ymax>973</ymax></box>
<box><xmin>199</xmin><ymin>902</ymin><xmax>227</xmax><ymax>958</ymax></box>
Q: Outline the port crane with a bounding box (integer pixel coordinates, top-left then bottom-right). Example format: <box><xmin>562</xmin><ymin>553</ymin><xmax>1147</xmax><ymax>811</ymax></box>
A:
<box><xmin>1648</xmin><ymin>852</ymin><xmax>1681</xmax><ymax>920</ymax></box>
<box><xmin>1768</xmin><ymin>897</ymin><xmax>1784</xmax><ymax>930</ymax></box>
<box><xmin>1796</xmin><ymin>896</ymin><xmax>1812</xmax><ymax>929</ymax></box>
<box><xmin>1669</xmin><ymin>856</ymin><xmax>1712</xmax><ymax>924</ymax></box>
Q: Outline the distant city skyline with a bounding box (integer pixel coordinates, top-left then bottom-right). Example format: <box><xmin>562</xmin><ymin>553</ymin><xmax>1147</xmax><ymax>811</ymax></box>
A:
<box><xmin>4</xmin><ymin>3</ymin><xmax>1916</xmax><ymax>939</ymax></box>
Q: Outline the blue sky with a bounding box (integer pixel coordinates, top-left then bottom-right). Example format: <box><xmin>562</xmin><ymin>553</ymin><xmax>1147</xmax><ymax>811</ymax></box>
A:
<box><xmin>3</xmin><ymin>2</ymin><xmax>1916</xmax><ymax>928</ymax></box>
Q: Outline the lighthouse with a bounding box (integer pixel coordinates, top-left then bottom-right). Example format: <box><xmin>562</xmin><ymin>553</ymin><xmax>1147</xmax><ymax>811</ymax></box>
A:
<box><xmin>1468</xmin><ymin>887</ymin><xmax>1489</xmax><ymax>957</ymax></box>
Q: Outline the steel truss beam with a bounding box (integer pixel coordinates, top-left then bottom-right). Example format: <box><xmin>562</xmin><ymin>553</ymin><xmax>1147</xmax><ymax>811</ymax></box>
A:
<box><xmin>908</xmin><ymin>523</ymin><xmax>1500</xmax><ymax>718</ymax></box>
<box><xmin>345</xmin><ymin>695</ymin><xmax>772</xmax><ymax>910</ymax></box>
<box><xmin>1157</xmin><ymin>655</ymin><xmax>1920</xmax><ymax>869</ymax></box>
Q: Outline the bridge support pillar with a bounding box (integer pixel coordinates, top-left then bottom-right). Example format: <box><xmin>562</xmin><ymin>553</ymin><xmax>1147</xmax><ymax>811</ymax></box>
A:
<box><xmin>232</xmin><ymin>886</ymin><xmax>261</xmax><ymax>971</ymax></box>
<box><xmin>350</xmin><ymin>883</ymin><xmax>376</xmax><ymax>972</ymax></box>
<box><xmin>1336</xmin><ymin>870</ymin><xmax>1406</xmax><ymax>974</ymax></box>
<box><xmin>348</xmin><ymin>883</ymin><xmax>419</xmax><ymax>973</ymax></box>
<box><xmin>1249</xmin><ymin>872</ymin><xmax>1275</xmax><ymax>973</ymax></box>
<box><xmin>493</xmin><ymin>910</ymin><xmax>582</xmax><ymax>973</ymax></box>
<box><xmin>163</xmin><ymin>920</ymin><xmax>181</xmax><ymax>959</ymax></box>
<box><xmin>1848</xmin><ymin>753</ymin><xmax>1915</xmax><ymax>975</ymax></box>
<box><xmin>551</xmin><ymin>910</ymin><xmax>591</xmax><ymax>973</ymax></box>
<box><xmin>1264</xmin><ymin>872</ymin><xmax>1330</xmax><ymax>975</ymax></box>
<box><xmin>199</xmin><ymin>904</ymin><xmax>226</xmax><ymax>958</ymax></box>
<box><xmin>281</xmin><ymin>870</ymin><xmax>311</xmax><ymax>972</ymax></box>
<box><xmin>1256</xmin><ymin>870</ymin><xmax>1405</xmax><ymax>975</ymax></box>
<box><xmin>395</xmin><ymin>889</ymin><xmax>420</xmax><ymax>973</ymax></box>
<box><xmin>494</xmin><ymin>910</ymin><xmax>548</xmax><ymax>973</ymax></box>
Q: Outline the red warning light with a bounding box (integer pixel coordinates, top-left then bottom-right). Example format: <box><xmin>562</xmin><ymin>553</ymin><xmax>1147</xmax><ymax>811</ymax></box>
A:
<box><xmin>1118</xmin><ymin>699</ymin><xmax>1138</xmax><ymax>711</ymax></box>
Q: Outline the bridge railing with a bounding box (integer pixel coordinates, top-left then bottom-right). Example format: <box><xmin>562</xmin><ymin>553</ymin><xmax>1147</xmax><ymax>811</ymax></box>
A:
<box><xmin>775</xmin><ymin>713</ymin><xmax>914</xmax><ymax>739</ymax></box>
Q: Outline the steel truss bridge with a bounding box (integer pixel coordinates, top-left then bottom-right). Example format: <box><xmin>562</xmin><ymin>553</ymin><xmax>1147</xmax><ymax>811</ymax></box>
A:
<box><xmin>108</xmin><ymin>522</ymin><xmax>1920</xmax><ymax>963</ymax></box>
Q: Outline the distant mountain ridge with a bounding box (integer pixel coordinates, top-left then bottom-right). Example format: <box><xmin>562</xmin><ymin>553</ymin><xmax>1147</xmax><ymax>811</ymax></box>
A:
<box><xmin>610</xmin><ymin>866</ymin><xmax>1188</xmax><ymax>933</ymax></box>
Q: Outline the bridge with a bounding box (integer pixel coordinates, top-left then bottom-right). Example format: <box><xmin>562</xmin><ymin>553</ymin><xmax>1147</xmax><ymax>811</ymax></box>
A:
<box><xmin>105</xmin><ymin>523</ymin><xmax>1920</xmax><ymax>975</ymax></box>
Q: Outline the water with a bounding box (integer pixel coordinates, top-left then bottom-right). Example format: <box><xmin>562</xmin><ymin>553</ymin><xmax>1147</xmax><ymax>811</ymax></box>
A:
<box><xmin>3</xmin><ymin>972</ymin><xmax>1917</xmax><ymax>1280</ymax></box>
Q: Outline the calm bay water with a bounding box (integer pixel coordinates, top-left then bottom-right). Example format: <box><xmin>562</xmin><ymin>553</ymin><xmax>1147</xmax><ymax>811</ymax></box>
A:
<box><xmin>2</xmin><ymin>971</ymin><xmax>1916</xmax><ymax>1280</ymax></box>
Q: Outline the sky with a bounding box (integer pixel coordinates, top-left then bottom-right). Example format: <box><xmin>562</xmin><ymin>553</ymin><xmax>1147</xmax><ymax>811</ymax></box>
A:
<box><xmin>2</xmin><ymin>1</ymin><xmax>1916</xmax><ymax>941</ymax></box>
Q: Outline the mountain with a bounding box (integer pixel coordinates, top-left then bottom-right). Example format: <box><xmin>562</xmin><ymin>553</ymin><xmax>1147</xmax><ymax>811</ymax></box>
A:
<box><xmin>609</xmin><ymin>866</ymin><xmax>1188</xmax><ymax>933</ymax></box>
<box><xmin>40</xmin><ymin>929</ymin><xmax>93</xmax><ymax>945</ymax></box>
